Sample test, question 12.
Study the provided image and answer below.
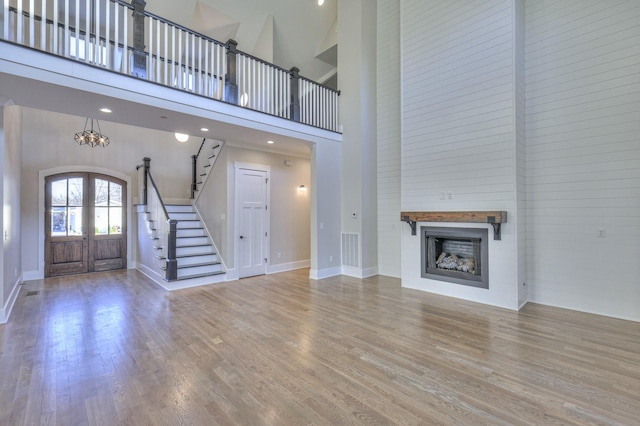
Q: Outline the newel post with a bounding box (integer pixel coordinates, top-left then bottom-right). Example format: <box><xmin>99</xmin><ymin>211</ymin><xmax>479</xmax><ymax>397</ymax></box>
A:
<box><xmin>191</xmin><ymin>154</ymin><xmax>197</xmax><ymax>199</ymax></box>
<box><xmin>131</xmin><ymin>0</ymin><xmax>147</xmax><ymax>78</ymax></box>
<box><xmin>166</xmin><ymin>219</ymin><xmax>178</xmax><ymax>281</ymax></box>
<box><xmin>289</xmin><ymin>67</ymin><xmax>301</xmax><ymax>122</ymax></box>
<box><xmin>142</xmin><ymin>157</ymin><xmax>150</xmax><ymax>205</ymax></box>
<box><xmin>225</xmin><ymin>39</ymin><xmax>239</xmax><ymax>104</ymax></box>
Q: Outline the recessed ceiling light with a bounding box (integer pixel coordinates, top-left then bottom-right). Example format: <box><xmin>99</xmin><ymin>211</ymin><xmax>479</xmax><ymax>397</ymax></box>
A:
<box><xmin>317</xmin><ymin>0</ymin><xmax>325</xmax><ymax>5</ymax></box>
<box><xmin>267</xmin><ymin>140</ymin><xmax>275</xmax><ymax>144</ymax></box>
<box><xmin>175</xmin><ymin>133</ymin><xmax>189</xmax><ymax>143</ymax></box>
<box><xmin>201</xmin><ymin>128</ymin><xmax>209</xmax><ymax>132</ymax></box>
<box><xmin>100</xmin><ymin>108</ymin><xmax>112</xmax><ymax>113</ymax></box>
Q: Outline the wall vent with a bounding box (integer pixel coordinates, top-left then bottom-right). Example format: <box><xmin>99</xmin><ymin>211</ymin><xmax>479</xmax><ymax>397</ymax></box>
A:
<box><xmin>341</xmin><ymin>232</ymin><xmax>360</xmax><ymax>268</ymax></box>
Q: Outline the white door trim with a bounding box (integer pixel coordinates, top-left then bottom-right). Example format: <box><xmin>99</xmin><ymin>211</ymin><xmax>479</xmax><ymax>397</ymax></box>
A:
<box><xmin>234</xmin><ymin>162</ymin><xmax>271</xmax><ymax>278</ymax></box>
<box><xmin>31</xmin><ymin>166</ymin><xmax>133</xmax><ymax>280</ymax></box>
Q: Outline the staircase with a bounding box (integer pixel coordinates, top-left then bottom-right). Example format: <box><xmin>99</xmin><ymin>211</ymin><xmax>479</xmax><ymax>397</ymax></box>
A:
<box><xmin>154</xmin><ymin>204</ymin><xmax>225</xmax><ymax>287</ymax></box>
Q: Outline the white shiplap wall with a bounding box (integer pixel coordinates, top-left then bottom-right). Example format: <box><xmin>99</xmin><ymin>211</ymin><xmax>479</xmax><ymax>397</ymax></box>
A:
<box><xmin>400</xmin><ymin>0</ymin><xmax>520</xmax><ymax>309</ymax></box>
<box><xmin>525</xmin><ymin>0</ymin><xmax>640</xmax><ymax>321</ymax></box>
<box><xmin>377</xmin><ymin>0</ymin><xmax>401</xmax><ymax>278</ymax></box>
<box><xmin>515</xmin><ymin>0</ymin><xmax>527</xmax><ymax>308</ymax></box>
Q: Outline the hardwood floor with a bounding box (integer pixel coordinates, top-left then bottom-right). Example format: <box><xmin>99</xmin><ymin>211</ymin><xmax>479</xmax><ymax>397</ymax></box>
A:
<box><xmin>1</xmin><ymin>270</ymin><xmax>639</xmax><ymax>425</ymax></box>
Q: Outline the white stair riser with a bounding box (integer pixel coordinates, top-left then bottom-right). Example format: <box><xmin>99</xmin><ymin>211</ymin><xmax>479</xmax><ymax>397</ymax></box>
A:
<box><xmin>177</xmin><ymin>229</ymin><xmax>205</xmax><ymax>238</ymax></box>
<box><xmin>177</xmin><ymin>254</ymin><xmax>218</xmax><ymax>266</ymax></box>
<box><xmin>178</xmin><ymin>264</ymin><xmax>222</xmax><ymax>278</ymax></box>
<box><xmin>176</xmin><ymin>245</ymin><xmax>213</xmax><ymax>256</ymax></box>
<box><xmin>165</xmin><ymin>205</ymin><xmax>194</xmax><ymax>213</ymax></box>
<box><xmin>177</xmin><ymin>221</ymin><xmax>200</xmax><ymax>229</ymax></box>
<box><xmin>169</xmin><ymin>212</ymin><xmax>197</xmax><ymax>220</ymax></box>
<box><xmin>177</xmin><ymin>237</ymin><xmax>209</xmax><ymax>246</ymax></box>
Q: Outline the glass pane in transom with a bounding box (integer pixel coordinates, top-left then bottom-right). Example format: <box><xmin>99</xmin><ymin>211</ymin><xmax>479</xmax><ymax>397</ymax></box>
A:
<box><xmin>109</xmin><ymin>182</ymin><xmax>122</xmax><ymax>206</ymax></box>
<box><xmin>95</xmin><ymin>179</ymin><xmax>109</xmax><ymax>207</ymax></box>
<box><xmin>51</xmin><ymin>180</ymin><xmax>68</xmax><ymax>206</ymax></box>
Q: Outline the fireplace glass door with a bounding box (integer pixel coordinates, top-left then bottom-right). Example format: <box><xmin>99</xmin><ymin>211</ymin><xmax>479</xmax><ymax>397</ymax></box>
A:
<box><xmin>421</xmin><ymin>226</ymin><xmax>489</xmax><ymax>289</ymax></box>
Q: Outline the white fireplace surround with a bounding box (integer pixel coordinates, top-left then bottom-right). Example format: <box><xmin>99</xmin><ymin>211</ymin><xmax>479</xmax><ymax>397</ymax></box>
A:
<box><xmin>402</xmin><ymin>220</ymin><xmax>519</xmax><ymax>311</ymax></box>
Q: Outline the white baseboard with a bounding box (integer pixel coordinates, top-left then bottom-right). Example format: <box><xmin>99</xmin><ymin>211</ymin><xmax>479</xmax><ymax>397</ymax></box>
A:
<box><xmin>136</xmin><ymin>264</ymin><xmax>168</xmax><ymax>290</ymax></box>
<box><xmin>341</xmin><ymin>266</ymin><xmax>379</xmax><ymax>279</ymax></box>
<box><xmin>527</xmin><ymin>297</ymin><xmax>640</xmax><ymax>323</ymax></box>
<box><xmin>518</xmin><ymin>299</ymin><xmax>529</xmax><ymax>310</ymax></box>
<box><xmin>225</xmin><ymin>268</ymin><xmax>239</xmax><ymax>281</ymax></box>
<box><xmin>128</xmin><ymin>261</ymin><xmax>137</xmax><ymax>270</ymax></box>
<box><xmin>1</xmin><ymin>275</ymin><xmax>23</xmax><ymax>324</ymax></box>
<box><xmin>23</xmin><ymin>270</ymin><xmax>42</xmax><ymax>281</ymax></box>
<box><xmin>164</xmin><ymin>274</ymin><xmax>227</xmax><ymax>291</ymax></box>
<box><xmin>309</xmin><ymin>266</ymin><xmax>342</xmax><ymax>280</ymax></box>
<box><xmin>267</xmin><ymin>260</ymin><xmax>310</xmax><ymax>275</ymax></box>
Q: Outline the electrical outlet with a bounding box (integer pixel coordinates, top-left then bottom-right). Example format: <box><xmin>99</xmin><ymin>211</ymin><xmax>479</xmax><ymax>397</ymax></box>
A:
<box><xmin>320</xmin><ymin>222</ymin><xmax>324</xmax><ymax>230</ymax></box>
<box><xmin>447</xmin><ymin>192</ymin><xmax>452</xmax><ymax>199</ymax></box>
<box><xmin>597</xmin><ymin>228</ymin><xmax>606</xmax><ymax>238</ymax></box>
<box><xmin>329</xmin><ymin>255</ymin><xmax>333</xmax><ymax>262</ymax></box>
<box><xmin>439</xmin><ymin>192</ymin><xmax>445</xmax><ymax>200</ymax></box>
<box><xmin>277</xmin><ymin>252</ymin><xmax>281</xmax><ymax>259</ymax></box>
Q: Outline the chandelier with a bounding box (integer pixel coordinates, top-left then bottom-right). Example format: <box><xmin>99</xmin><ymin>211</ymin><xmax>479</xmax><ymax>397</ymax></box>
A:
<box><xmin>74</xmin><ymin>118</ymin><xmax>110</xmax><ymax>148</ymax></box>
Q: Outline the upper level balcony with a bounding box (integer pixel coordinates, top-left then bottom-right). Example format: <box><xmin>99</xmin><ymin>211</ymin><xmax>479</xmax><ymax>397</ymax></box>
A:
<box><xmin>1</xmin><ymin>0</ymin><xmax>340</xmax><ymax>133</ymax></box>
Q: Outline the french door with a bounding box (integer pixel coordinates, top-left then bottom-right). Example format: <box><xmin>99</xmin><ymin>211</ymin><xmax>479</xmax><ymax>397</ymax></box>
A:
<box><xmin>45</xmin><ymin>172</ymin><xmax>127</xmax><ymax>277</ymax></box>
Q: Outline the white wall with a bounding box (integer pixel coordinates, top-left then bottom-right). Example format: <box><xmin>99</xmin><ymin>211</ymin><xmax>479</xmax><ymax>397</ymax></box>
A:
<box><xmin>525</xmin><ymin>0</ymin><xmax>640</xmax><ymax>321</ymax></box>
<box><xmin>376</xmin><ymin>0</ymin><xmax>401</xmax><ymax>278</ymax></box>
<box><xmin>514</xmin><ymin>0</ymin><xmax>527</xmax><ymax>307</ymax></box>
<box><xmin>1</xmin><ymin>104</ymin><xmax>23</xmax><ymax>323</ymax></box>
<box><xmin>400</xmin><ymin>0</ymin><xmax>520</xmax><ymax>310</ymax></box>
<box><xmin>338</xmin><ymin>0</ymin><xmax>378</xmax><ymax>276</ymax></box>
<box><xmin>195</xmin><ymin>145</ymin><xmax>229</xmax><ymax>267</ymax></box>
<box><xmin>20</xmin><ymin>107</ymin><xmax>196</xmax><ymax>276</ymax></box>
<box><xmin>310</xmin><ymin>140</ymin><xmax>342</xmax><ymax>279</ymax></box>
<box><xmin>196</xmin><ymin>145</ymin><xmax>311</xmax><ymax>273</ymax></box>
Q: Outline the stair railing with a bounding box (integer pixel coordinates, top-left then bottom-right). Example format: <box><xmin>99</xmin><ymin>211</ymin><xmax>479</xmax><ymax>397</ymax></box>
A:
<box><xmin>136</xmin><ymin>157</ymin><xmax>178</xmax><ymax>281</ymax></box>
<box><xmin>190</xmin><ymin>139</ymin><xmax>223</xmax><ymax>200</ymax></box>
<box><xmin>191</xmin><ymin>138</ymin><xmax>206</xmax><ymax>199</ymax></box>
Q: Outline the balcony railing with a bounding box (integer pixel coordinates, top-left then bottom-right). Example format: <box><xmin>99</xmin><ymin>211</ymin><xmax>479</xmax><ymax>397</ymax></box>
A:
<box><xmin>1</xmin><ymin>0</ymin><xmax>340</xmax><ymax>132</ymax></box>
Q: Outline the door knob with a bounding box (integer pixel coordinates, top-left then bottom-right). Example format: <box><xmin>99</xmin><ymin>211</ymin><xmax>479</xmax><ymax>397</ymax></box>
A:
<box><xmin>240</xmin><ymin>235</ymin><xmax>245</xmax><ymax>239</ymax></box>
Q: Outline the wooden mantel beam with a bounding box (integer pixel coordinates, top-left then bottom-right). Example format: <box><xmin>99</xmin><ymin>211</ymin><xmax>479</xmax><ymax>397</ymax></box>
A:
<box><xmin>400</xmin><ymin>211</ymin><xmax>507</xmax><ymax>240</ymax></box>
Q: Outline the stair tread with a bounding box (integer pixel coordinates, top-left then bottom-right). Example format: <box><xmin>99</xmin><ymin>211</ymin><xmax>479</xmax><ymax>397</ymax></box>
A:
<box><xmin>177</xmin><ymin>271</ymin><xmax>225</xmax><ymax>281</ymax></box>
<box><xmin>177</xmin><ymin>236</ymin><xmax>208</xmax><ymax>239</ymax></box>
<box><xmin>176</xmin><ymin>253</ymin><xmax>217</xmax><ymax>259</ymax></box>
<box><xmin>178</xmin><ymin>261</ymin><xmax>221</xmax><ymax>269</ymax></box>
<box><xmin>177</xmin><ymin>243</ymin><xmax>212</xmax><ymax>248</ymax></box>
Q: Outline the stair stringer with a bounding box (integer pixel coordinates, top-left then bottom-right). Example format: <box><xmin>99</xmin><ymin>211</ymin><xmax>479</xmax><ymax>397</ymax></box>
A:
<box><xmin>191</xmin><ymin>202</ymin><xmax>230</xmax><ymax>276</ymax></box>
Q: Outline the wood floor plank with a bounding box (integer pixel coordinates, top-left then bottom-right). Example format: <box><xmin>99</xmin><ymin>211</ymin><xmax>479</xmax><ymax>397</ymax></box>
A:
<box><xmin>1</xmin><ymin>269</ymin><xmax>639</xmax><ymax>425</ymax></box>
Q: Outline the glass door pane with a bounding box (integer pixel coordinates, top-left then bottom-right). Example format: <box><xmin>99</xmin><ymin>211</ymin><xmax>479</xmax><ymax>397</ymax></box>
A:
<box><xmin>50</xmin><ymin>178</ymin><xmax>84</xmax><ymax>236</ymax></box>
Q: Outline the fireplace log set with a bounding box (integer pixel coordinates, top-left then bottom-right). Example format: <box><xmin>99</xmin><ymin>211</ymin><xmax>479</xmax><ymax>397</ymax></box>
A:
<box><xmin>435</xmin><ymin>252</ymin><xmax>475</xmax><ymax>273</ymax></box>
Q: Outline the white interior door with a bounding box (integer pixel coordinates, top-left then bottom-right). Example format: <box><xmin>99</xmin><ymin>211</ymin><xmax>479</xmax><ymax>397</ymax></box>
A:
<box><xmin>237</xmin><ymin>166</ymin><xmax>269</xmax><ymax>278</ymax></box>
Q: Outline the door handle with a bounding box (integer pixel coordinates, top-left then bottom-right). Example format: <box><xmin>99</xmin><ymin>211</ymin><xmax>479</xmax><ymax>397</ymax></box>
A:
<box><xmin>240</xmin><ymin>235</ymin><xmax>245</xmax><ymax>239</ymax></box>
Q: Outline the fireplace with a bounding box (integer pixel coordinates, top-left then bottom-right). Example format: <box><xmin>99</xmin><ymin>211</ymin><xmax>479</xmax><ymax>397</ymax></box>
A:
<box><xmin>421</xmin><ymin>226</ymin><xmax>489</xmax><ymax>289</ymax></box>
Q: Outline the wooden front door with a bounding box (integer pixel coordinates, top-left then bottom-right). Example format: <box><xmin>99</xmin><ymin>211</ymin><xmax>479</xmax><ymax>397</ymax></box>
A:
<box><xmin>45</xmin><ymin>173</ymin><xmax>127</xmax><ymax>277</ymax></box>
